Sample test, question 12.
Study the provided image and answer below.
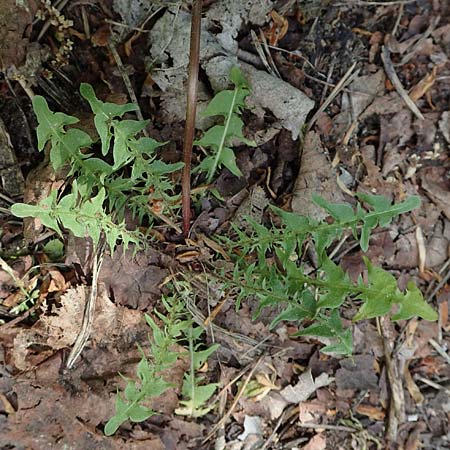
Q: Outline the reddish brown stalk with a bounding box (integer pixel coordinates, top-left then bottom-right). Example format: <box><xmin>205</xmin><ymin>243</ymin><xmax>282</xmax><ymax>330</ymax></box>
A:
<box><xmin>182</xmin><ymin>0</ymin><xmax>202</xmax><ymax>238</ymax></box>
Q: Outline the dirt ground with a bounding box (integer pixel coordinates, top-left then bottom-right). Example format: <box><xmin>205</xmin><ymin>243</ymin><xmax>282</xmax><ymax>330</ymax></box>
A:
<box><xmin>1</xmin><ymin>0</ymin><xmax>450</xmax><ymax>449</ymax></box>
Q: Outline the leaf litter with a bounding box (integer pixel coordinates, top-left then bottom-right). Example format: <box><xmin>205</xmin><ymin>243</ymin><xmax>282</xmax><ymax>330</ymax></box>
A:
<box><xmin>1</xmin><ymin>0</ymin><xmax>450</xmax><ymax>449</ymax></box>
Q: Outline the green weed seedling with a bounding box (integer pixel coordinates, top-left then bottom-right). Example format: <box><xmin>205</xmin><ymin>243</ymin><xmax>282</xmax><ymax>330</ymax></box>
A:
<box><xmin>175</xmin><ymin>325</ymin><xmax>219</xmax><ymax>418</ymax></box>
<box><xmin>194</xmin><ymin>66</ymin><xmax>256</xmax><ymax>183</ymax></box>
<box><xmin>105</xmin><ymin>294</ymin><xmax>218</xmax><ymax>435</ymax></box>
<box><xmin>9</xmin><ymin>70</ymin><xmax>438</xmax><ymax>437</ymax></box>
<box><xmin>11</xmin><ymin>84</ymin><xmax>183</xmax><ymax>253</ymax></box>
<box><xmin>222</xmin><ymin>193</ymin><xmax>437</xmax><ymax>355</ymax></box>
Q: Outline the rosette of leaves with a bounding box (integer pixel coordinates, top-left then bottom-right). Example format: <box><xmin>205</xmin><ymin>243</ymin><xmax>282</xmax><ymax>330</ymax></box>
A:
<box><xmin>11</xmin><ymin>84</ymin><xmax>183</xmax><ymax>253</ymax></box>
<box><xmin>223</xmin><ymin>193</ymin><xmax>437</xmax><ymax>355</ymax></box>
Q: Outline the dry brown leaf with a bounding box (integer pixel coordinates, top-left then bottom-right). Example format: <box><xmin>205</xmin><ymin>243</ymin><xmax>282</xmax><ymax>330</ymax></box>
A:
<box><xmin>22</xmin><ymin>162</ymin><xmax>66</xmax><ymax>242</ymax></box>
<box><xmin>439</xmin><ymin>111</ymin><xmax>450</xmax><ymax>144</ymax></box>
<box><xmin>439</xmin><ymin>299</ymin><xmax>448</xmax><ymax>329</ymax></box>
<box><xmin>301</xmin><ymin>433</ymin><xmax>326</xmax><ymax>450</ymax></box>
<box><xmin>409</xmin><ymin>67</ymin><xmax>437</xmax><ymax>102</ymax></box>
<box><xmin>356</xmin><ymin>404</ymin><xmax>385</xmax><ymax>421</ymax></box>
<box><xmin>421</xmin><ymin>167</ymin><xmax>450</xmax><ymax>221</ymax></box>
<box><xmin>91</xmin><ymin>24</ymin><xmax>111</xmax><ymax>47</ymax></box>
<box><xmin>99</xmin><ymin>246</ymin><xmax>167</xmax><ymax>309</ymax></box>
<box><xmin>12</xmin><ymin>284</ymin><xmax>142</xmax><ymax>370</ymax></box>
<box><xmin>404</xmin><ymin>365</ymin><xmax>424</xmax><ymax>404</ymax></box>
<box><xmin>298</xmin><ymin>400</ymin><xmax>327</xmax><ymax>424</ymax></box>
<box><xmin>291</xmin><ymin>131</ymin><xmax>344</xmax><ymax>221</ymax></box>
<box><xmin>47</xmin><ymin>270</ymin><xmax>68</xmax><ymax>293</ymax></box>
<box><xmin>0</xmin><ymin>0</ymin><xmax>38</xmax><ymax>70</ymax></box>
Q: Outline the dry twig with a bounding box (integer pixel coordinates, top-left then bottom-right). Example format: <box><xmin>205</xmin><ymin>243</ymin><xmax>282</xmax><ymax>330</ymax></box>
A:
<box><xmin>108</xmin><ymin>42</ymin><xmax>148</xmax><ymax>135</ymax></box>
<box><xmin>381</xmin><ymin>45</ymin><xmax>424</xmax><ymax>120</ymax></box>
<box><xmin>202</xmin><ymin>355</ymin><xmax>263</xmax><ymax>443</ymax></box>
<box><xmin>306</xmin><ymin>62</ymin><xmax>358</xmax><ymax>133</ymax></box>
<box><xmin>182</xmin><ymin>0</ymin><xmax>202</xmax><ymax>237</ymax></box>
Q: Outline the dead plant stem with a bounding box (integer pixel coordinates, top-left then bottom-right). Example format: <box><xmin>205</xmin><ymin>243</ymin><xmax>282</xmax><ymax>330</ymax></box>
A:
<box><xmin>182</xmin><ymin>0</ymin><xmax>202</xmax><ymax>237</ymax></box>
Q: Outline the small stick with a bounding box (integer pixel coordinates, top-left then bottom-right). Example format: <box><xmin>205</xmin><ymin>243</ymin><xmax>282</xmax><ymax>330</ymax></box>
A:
<box><xmin>306</xmin><ymin>62</ymin><xmax>358</xmax><ymax>132</ymax></box>
<box><xmin>202</xmin><ymin>355</ymin><xmax>263</xmax><ymax>443</ymax></box>
<box><xmin>65</xmin><ymin>245</ymin><xmax>104</xmax><ymax>369</ymax></box>
<box><xmin>81</xmin><ymin>5</ymin><xmax>90</xmax><ymax>39</ymax></box>
<box><xmin>417</xmin><ymin>376</ymin><xmax>450</xmax><ymax>395</ymax></box>
<box><xmin>297</xmin><ymin>422</ymin><xmax>358</xmax><ymax>432</ymax></box>
<box><xmin>381</xmin><ymin>45</ymin><xmax>424</xmax><ymax>120</ymax></box>
<box><xmin>182</xmin><ymin>0</ymin><xmax>202</xmax><ymax>237</ymax></box>
<box><xmin>429</xmin><ymin>338</ymin><xmax>450</xmax><ymax>366</ymax></box>
<box><xmin>108</xmin><ymin>42</ymin><xmax>148</xmax><ymax>135</ymax></box>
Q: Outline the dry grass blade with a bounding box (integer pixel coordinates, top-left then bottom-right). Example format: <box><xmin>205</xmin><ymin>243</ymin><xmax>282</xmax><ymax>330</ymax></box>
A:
<box><xmin>306</xmin><ymin>62</ymin><xmax>358</xmax><ymax>132</ymax></box>
<box><xmin>381</xmin><ymin>45</ymin><xmax>424</xmax><ymax>120</ymax></box>
<box><xmin>202</xmin><ymin>355</ymin><xmax>264</xmax><ymax>443</ymax></box>
<box><xmin>108</xmin><ymin>42</ymin><xmax>148</xmax><ymax>134</ymax></box>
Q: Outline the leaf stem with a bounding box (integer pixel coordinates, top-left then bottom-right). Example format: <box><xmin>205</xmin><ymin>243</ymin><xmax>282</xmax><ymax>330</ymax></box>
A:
<box><xmin>206</xmin><ymin>88</ymin><xmax>239</xmax><ymax>184</ymax></box>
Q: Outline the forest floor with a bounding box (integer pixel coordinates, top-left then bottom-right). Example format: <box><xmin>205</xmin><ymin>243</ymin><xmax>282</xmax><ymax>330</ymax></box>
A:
<box><xmin>1</xmin><ymin>1</ymin><xmax>450</xmax><ymax>449</ymax></box>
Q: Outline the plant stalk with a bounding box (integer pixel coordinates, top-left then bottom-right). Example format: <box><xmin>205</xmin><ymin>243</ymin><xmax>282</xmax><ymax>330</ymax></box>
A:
<box><xmin>182</xmin><ymin>0</ymin><xmax>202</xmax><ymax>237</ymax></box>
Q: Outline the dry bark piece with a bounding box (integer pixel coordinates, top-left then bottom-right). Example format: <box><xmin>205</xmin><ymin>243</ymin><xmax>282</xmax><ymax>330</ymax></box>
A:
<box><xmin>291</xmin><ymin>131</ymin><xmax>345</xmax><ymax>221</ymax></box>
<box><xmin>0</xmin><ymin>0</ymin><xmax>37</xmax><ymax>70</ymax></box>
<box><xmin>0</xmin><ymin>118</ymin><xmax>25</xmax><ymax>198</ymax></box>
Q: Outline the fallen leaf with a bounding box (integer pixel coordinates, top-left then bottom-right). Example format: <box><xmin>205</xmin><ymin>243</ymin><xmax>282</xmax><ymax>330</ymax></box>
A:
<box><xmin>439</xmin><ymin>111</ymin><xmax>450</xmax><ymax>143</ymax></box>
<box><xmin>335</xmin><ymin>355</ymin><xmax>379</xmax><ymax>391</ymax></box>
<box><xmin>301</xmin><ymin>433</ymin><xmax>326</xmax><ymax>450</ymax></box>
<box><xmin>404</xmin><ymin>365</ymin><xmax>424</xmax><ymax>404</ymax></box>
<box><xmin>355</xmin><ymin>404</ymin><xmax>385</xmax><ymax>420</ymax></box>
<box><xmin>12</xmin><ymin>284</ymin><xmax>142</xmax><ymax>370</ymax></box>
<box><xmin>280</xmin><ymin>370</ymin><xmax>332</xmax><ymax>404</ymax></box>
<box><xmin>0</xmin><ymin>0</ymin><xmax>38</xmax><ymax>69</ymax></box>
<box><xmin>238</xmin><ymin>415</ymin><xmax>263</xmax><ymax>441</ymax></box>
<box><xmin>291</xmin><ymin>131</ymin><xmax>344</xmax><ymax>221</ymax></box>
<box><xmin>99</xmin><ymin>245</ymin><xmax>168</xmax><ymax>310</ymax></box>
<box><xmin>421</xmin><ymin>167</ymin><xmax>450</xmax><ymax>221</ymax></box>
<box><xmin>46</xmin><ymin>269</ymin><xmax>68</xmax><ymax>293</ymax></box>
<box><xmin>298</xmin><ymin>400</ymin><xmax>327</xmax><ymax>424</ymax></box>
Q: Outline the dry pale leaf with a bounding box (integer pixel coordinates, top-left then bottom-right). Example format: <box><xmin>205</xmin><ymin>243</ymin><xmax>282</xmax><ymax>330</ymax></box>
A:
<box><xmin>280</xmin><ymin>369</ymin><xmax>332</xmax><ymax>404</ymax></box>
